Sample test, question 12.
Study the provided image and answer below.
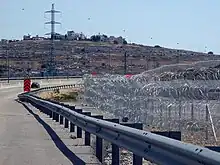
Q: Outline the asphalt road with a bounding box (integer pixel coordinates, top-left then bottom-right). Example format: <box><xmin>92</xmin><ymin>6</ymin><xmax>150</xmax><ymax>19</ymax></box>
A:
<box><xmin>0</xmin><ymin>81</ymin><xmax>83</xmax><ymax>165</ymax></box>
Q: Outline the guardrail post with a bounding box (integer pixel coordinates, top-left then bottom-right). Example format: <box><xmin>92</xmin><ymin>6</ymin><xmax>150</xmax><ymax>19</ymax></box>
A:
<box><xmin>49</xmin><ymin>110</ymin><xmax>52</xmax><ymax>118</ymax></box>
<box><xmin>133</xmin><ymin>123</ymin><xmax>143</xmax><ymax>165</ymax></box>
<box><xmin>52</xmin><ymin>112</ymin><xmax>56</xmax><ymax>120</ymax></box>
<box><xmin>55</xmin><ymin>113</ymin><xmax>59</xmax><ymax>122</ymax></box>
<box><xmin>42</xmin><ymin>106</ymin><xmax>48</xmax><ymax>115</ymax></box>
<box><xmin>106</xmin><ymin>119</ymin><xmax>120</xmax><ymax>165</ymax></box>
<box><xmin>59</xmin><ymin>115</ymin><xmax>63</xmax><ymax>125</ymax></box>
<box><xmin>64</xmin><ymin>118</ymin><xmax>69</xmax><ymax>128</ymax></box>
<box><xmin>83</xmin><ymin>112</ymin><xmax>91</xmax><ymax>146</ymax></box>
<box><xmin>93</xmin><ymin>115</ymin><xmax>103</xmax><ymax>163</ymax></box>
<box><xmin>75</xmin><ymin>109</ymin><xmax>83</xmax><ymax>138</ymax></box>
<box><xmin>121</xmin><ymin>122</ymin><xmax>143</xmax><ymax>165</ymax></box>
<box><xmin>70</xmin><ymin>122</ymin><xmax>75</xmax><ymax>132</ymax></box>
<box><xmin>68</xmin><ymin>105</ymin><xmax>76</xmax><ymax>133</ymax></box>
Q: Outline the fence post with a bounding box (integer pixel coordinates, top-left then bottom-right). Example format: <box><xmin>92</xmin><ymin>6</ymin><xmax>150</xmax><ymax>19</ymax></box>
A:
<box><xmin>106</xmin><ymin>119</ymin><xmax>120</xmax><ymax>165</ymax></box>
<box><xmin>205</xmin><ymin>104</ymin><xmax>209</xmax><ymax>140</ymax></box>
<box><xmin>93</xmin><ymin>115</ymin><xmax>103</xmax><ymax>163</ymax></box>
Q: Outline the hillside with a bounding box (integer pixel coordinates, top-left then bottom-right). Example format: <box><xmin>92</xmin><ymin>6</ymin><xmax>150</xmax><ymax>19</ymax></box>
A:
<box><xmin>0</xmin><ymin>40</ymin><xmax>219</xmax><ymax>77</ymax></box>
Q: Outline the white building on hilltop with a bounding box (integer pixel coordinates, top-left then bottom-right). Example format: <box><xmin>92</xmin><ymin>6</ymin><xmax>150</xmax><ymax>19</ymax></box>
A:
<box><xmin>23</xmin><ymin>34</ymin><xmax>31</xmax><ymax>40</ymax></box>
<box><xmin>108</xmin><ymin>36</ymin><xmax>124</xmax><ymax>44</ymax></box>
<box><xmin>67</xmin><ymin>31</ymin><xmax>86</xmax><ymax>40</ymax></box>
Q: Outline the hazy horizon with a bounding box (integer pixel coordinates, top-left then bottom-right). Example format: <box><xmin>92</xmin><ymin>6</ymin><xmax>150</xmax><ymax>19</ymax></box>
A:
<box><xmin>1</xmin><ymin>0</ymin><xmax>220</xmax><ymax>54</ymax></box>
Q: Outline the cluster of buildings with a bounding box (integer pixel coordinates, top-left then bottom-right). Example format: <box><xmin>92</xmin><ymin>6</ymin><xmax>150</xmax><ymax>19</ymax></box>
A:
<box><xmin>0</xmin><ymin>30</ymin><xmax>127</xmax><ymax>45</ymax></box>
<box><xmin>98</xmin><ymin>35</ymin><xmax>125</xmax><ymax>44</ymax></box>
<box><xmin>22</xmin><ymin>30</ymin><xmax>126</xmax><ymax>44</ymax></box>
<box><xmin>23</xmin><ymin>34</ymin><xmax>45</xmax><ymax>41</ymax></box>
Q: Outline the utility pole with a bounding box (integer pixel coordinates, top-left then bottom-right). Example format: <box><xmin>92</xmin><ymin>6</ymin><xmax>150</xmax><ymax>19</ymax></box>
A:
<box><xmin>6</xmin><ymin>46</ymin><xmax>9</xmax><ymax>83</ymax></box>
<box><xmin>26</xmin><ymin>47</ymin><xmax>31</xmax><ymax>77</ymax></box>
<box><xmin>108</xmin><ymin>48</ymin><xmax>111</xmax><ymax>73</ymax></box>
<box><xmin>124</xmin><ymin>51</ymin><xmax>127</xmax><ymax>75</ymax></box>
<box><xmin>66</xmin><ymin>46</ymin><xmax>69</xmax><ymax>79</ymax></box>
<box><xmin>45</xmin><ymin>3</ymin><xmax>61</xmax><ymax>77</ymax></box>
<box><xmin>176</xmin><ymin>55</ymin><xmax>179</xmax><ymax>64</ymax></box>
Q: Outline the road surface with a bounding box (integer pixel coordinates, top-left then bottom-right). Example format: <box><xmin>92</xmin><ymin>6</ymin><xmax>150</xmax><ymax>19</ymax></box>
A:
<box><xmin>0</xmin><ymin>86</ymin><xmax>77</xmax><ymax>165</ymax></box>
<box><xmin>0</xmin><ymin>80</ymin><xmax>100</xmax><ymax>165</ymax></box>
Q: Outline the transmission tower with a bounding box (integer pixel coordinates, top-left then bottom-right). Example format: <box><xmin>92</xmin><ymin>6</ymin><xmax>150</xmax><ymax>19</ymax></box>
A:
<box><xmin>44</xmin><ymin>3</ymin><xmax>61</xmax><ymax>76</ymax></box>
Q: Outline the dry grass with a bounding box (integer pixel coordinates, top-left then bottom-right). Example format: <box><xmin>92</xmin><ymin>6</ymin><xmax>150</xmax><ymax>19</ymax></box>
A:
<box><xmin>39</xmin><ymin>88</ymin><xmax>83</xmax><ymax>102</ymax></box>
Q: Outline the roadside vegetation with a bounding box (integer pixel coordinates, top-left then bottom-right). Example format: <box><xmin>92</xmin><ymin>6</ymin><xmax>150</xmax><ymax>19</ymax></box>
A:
<box><xmin>39</xmin><ymin>88</ymin><xmax>82</xmax><ymax>102</ymax></box>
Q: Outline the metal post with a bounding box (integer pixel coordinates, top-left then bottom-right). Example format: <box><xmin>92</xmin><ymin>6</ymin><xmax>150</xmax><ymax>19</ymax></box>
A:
<box><xmin>121</xmin><ymin>122</ymin><xmax>143</xmax><ymax>165</ymax></box>
<box><xmin>41</xmin><ymin>107</ymin><xmax>47</xmax><ymax>114</ymax></box>
<box><xmin>168</xmin><ymin>105</ymin><xmax>171</xmax><ymax>131</ymax></box>
<box><xmin>70</xmin><ymin>123</ymin><xmax>75</xmax><ymax>132</ymax></box>
<box><xmin>6</xmin><ymin>47</ymin><xmax>9</xmax><ymax>83</ymax></box>
<box><xmin>124</xmin><ymin>51</ymin><xmax>127</xmax><ymax>75</ymax></box>
<box><xmin>67</xmin><ymin>46</ymin><xmax>69</xmax><ymax>79</ymax></box>
<box><xmin>52</xmin><ymin>112</ymin><xmax>56</xmax><ymax>120</ymax></box>
<box><xmin>176</xmin><ymin>55</ymin><xmax>179</xmax><ymax>64</ymax></box>
<box><xmin>55</xmin><ymin>113</ymin><xmax>59</xmax><ymax>122</ymax></box>
<box><xmin>69</xmin><ymin>105</ymin><xmax>77</xmax><ymax>133</ymax></box>
<box><xmin>49</xmin><ymin>110</ymin><xmax>52</xmax><ymax>118</ymax></box>
<box><xmin>106</xmin><ymin>119</ymin><xmax>120</xmax><ymax>165</ymax></box>
<box><xmin>45</xmin><ymin>108</ymin><xmax>50</xmax><ymax>116</ymax></box>
<box><xmin>93</xmin><ymin>115</ymin><xmax>103</xmax><ymax>163</ymax></box>
<box><xmin>133</xmin><ymin>123</ymin><xmax>143</xmax><ymax>165</ymax></box>
<box><xmin>108</xmin><ymin>48</ymin><xmax>111</xmax><ymax>73</ymax></box>
<box><xmin>77</xmin><ymin>125</ymin><xmax>82</xmax><ymax>138</ymax></box>
<box><xmin>69</xmin><ymin>106</ymin><xmax>76</xmax><ymax>131</ymax></box>
<box><xmin>74</xmin><ymin>109</ymin><xmax>83</xmax><ymax>138</ymax></box>
<box><xmin>64</xmin><ymin>118</ymin><xmax>69</xmax><ymax>128</ymax></box>
<box><xmin>84</xmin><ymin>112</ymin><xmax>91</xmax><ymax>146</ymax></box>
<box><xmin>191</xmin><ymin>103</ymin><xmax>194</xmax><ymax>120</ymax></box>
<box><xmin>205</xmin><ymin>104</ymin><xmax>209</xmax><ymax>140</ymax></box>
<box><xmin>60</xmin><ymin>115</ymin><xmax>63</xmax><ymax>125</ymax></box>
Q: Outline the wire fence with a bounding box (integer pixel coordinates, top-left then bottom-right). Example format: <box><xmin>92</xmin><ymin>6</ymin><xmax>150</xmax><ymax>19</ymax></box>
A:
<box><xmin>83</xmin><ymin>60</ymin><xmax>220</xmax><ymax>146</ymax></box>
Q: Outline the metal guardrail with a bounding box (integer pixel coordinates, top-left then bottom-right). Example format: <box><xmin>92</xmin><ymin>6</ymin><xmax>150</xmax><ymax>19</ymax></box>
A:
<box><xmin>0</xmin><ymin>76</ymin><xmax>83</xmax><ymax>81</ymax></box>
<box><xmin>29</xmin><ymin>84</ymin><xmax>83</xmax><ymax>94</ymax></box>
<box><xmin>17</xmin><ymin>85</ymin><xmax>220</xmax><ymax>165</ymax></box>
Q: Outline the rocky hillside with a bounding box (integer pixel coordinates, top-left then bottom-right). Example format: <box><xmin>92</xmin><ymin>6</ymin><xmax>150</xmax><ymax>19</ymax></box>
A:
<box><xmin>0</xmin><ymin>40</ymin><xmax>219</xmax><ymax>77</ymax></box>
<box><xmin>158</xmin><ymin>65</ymin><xmax>220</xmax><ymax>81</ymax></box>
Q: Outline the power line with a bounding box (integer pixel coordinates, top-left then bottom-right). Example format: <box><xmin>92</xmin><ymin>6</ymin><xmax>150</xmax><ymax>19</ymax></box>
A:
<box><xmin>44</xmin><ymin>3</ymin><xmax>61</xmax><ymax>76</ymax></box>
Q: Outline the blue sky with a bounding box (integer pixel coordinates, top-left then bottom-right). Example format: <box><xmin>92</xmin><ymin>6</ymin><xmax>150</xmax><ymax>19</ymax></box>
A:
<box><xmin>1</xmin><ymin>0</ymin><xmax>220</xmax><ymax>54</ymax></box>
